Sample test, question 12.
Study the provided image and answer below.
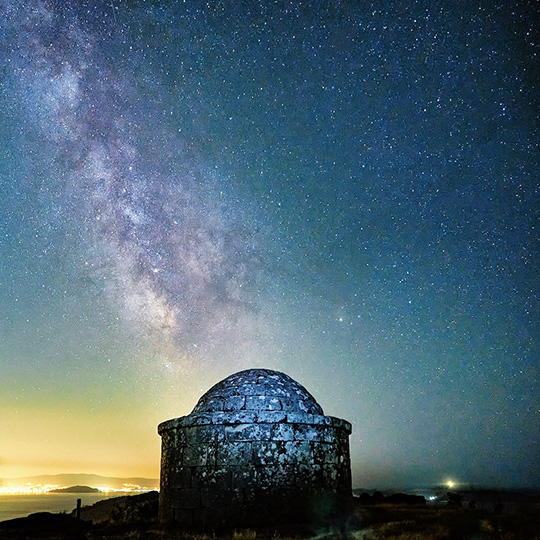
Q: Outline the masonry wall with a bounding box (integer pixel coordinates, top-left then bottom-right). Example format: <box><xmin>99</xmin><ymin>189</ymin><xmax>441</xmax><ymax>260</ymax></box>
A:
<box><xmin>158</xmin><ymin>411</ymin><xmax>352</xmax><ymax>528</ymax></box>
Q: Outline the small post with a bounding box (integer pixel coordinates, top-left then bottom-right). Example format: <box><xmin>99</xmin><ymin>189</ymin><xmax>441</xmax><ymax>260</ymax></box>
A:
<box><xmin>76</xmin><ymin>498</ymin><xmax>81</xmax><ymax>519</ymax></box>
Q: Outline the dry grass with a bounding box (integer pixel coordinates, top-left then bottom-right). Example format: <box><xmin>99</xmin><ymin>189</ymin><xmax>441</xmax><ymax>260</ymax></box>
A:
<box><xmin>233</xmin><ymin>530</ymin><xmax>258</xmax><ymax>540</ymax></box>
<box><xmin>136</xmin><ymin>505</ymin><xmax>539</xmax><ymax>540</ymax></box>
<box><xmin>353</xmin><ymin>503</ymin><xmax>540</xmax><ymax>540</ymax></box>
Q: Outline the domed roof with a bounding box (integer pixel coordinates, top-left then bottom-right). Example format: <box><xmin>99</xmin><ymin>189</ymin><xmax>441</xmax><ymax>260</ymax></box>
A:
<box><xmin>191</xmin><ymin>368</ymin><xmax>324</xmax><ymax>415</ymax></box>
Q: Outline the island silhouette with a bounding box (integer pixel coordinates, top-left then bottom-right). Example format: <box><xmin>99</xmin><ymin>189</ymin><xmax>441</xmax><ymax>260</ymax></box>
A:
<box><xmin>49</xmin><ymin>485</ymin><xmax>100</xmax><ymax>494</ymax></box>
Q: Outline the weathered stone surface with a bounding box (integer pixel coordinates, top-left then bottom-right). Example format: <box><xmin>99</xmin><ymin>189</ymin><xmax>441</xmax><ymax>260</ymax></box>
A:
<box><xmin>294</xmin><ymin>423</ymin><xmax>321</xmax><ymax>441</ymax></box>
<box><xmin>287</xmin><ymin>412</ymin><xmax>314</xmax><ymax>424</ymax></box>
<box><xmin>223</xmin><ymin>396</ymin><xmax>245</xmax><ymax>411</ymax></box>
<box><xmin>216</xmin><ymin>442</ymin><xmax>252</xmax><ymax>466</ymax></box>
<box><xmin>190</xmin><ymin>369</ymin><xmax>324</xmax><ymax>415</ymax></box>
<box><xmin>271</xmin><ymin>422</ymin><xmax>295</xmax><ymax>441</ymax></box>
<box><xmin>183</xmin><ymin>445</ymin><xmax>207</xmax><ymax>466</ymax></box>
<box><xmin>220</xmin><ymin>411</ymin><xmax>257</xmax><ymax>424</ymax></box>
<box><xmin>158</xmin><ymin>368</ymin><xmax>352</xmax><ymax>528</ymax></box>
<box><xmin>170</xmin><ymin>466</ymin><xmax>191</xmax><ymax>489</ymax></box>
<box><xmin>224</xmin><ymin>423</ymin><xmax>272</xmax><ymax>442</ymax></box>
<box><xmin>245</xmin><ymin>395</ymin><xmax>282</xmax><ymax>410</ymax></box>
<box><xmin>252</xmin><ymin>441</ymin><xmax>280</xmax><ymax>465</ymax></box>
<box><xmin>188</xmin><ymin>414</ymin><xmax>215</xmax><ymax>426</ymax></box>
<box><xmin>257</xmin><ymin>410</ymin><xmax>287</xmax><ymax>423</ymax></box>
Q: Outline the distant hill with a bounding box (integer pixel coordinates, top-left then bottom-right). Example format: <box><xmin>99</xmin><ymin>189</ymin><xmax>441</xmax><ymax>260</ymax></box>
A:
<box><xmin>49</xmin><ymin>485</ymin><xmax>100</xmax><ymax>493</ymax></box>
<box><xmin>1</xmin><ymin>474</ymin><xmax>159</xmax><ymax>490</ymax></box>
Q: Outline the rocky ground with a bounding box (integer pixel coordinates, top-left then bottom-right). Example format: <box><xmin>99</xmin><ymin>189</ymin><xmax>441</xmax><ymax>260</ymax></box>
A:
<box><xmin>0</xmin><ymin>490</ymin><xmax>538</xmax><ymax>539</ymax></box>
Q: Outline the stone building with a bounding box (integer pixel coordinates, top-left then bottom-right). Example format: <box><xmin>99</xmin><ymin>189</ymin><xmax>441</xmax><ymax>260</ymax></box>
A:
<box><xmin>158</xmin><ymin>368</ymin><xmax>352</xmax><ymax>528</ymax></box>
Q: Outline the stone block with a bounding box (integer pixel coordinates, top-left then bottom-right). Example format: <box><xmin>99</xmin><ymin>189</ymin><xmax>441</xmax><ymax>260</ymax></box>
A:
<box><xmin>166</xmin><ymin>429</ymin><xmax>188</xmax><ymax>448</ymax></box>
<box><xmin>224</xmin><ymin>395</ymin><xmax>246</xmax><ymax>411</ymax></box>
<box><xmin>245</xmin><ymin>395</ymin><xmax>282</xmax><ymax>410</ymax></box>
<box><xmin>297</xmin><ymin>399</ymin><xmax>312</xmax><ymax>413</ymax></box>
<box><xmin>205</xmin><ymin>442</ymin><xmax>219</xmax><ymax>467</ymax></box>
<box><xmin>292</xmin><ymin>465</ymin><xmax>315</xmax><ymax>489</ymax></box>
<box><xmin>323</xmin><ymin>445</ymin><xmax>339</xmax><ymax>465</ymax></box>
<box><xmin>323</xmin><ymin>427</ymin><xmax>337</xmax><ymax>443</ymax></box>
<box><xmin>190</xmin><ymin>466</ymin><xmax>209</xmax><ymax>488</ymax></box>
<box><xmin>178</xmin><ymin>488</ymin><xmax>201</xmax><ymax>508</ymax></box>
<box><xmin>216</xmin><ymin>442</ymin><xmax>252</xmax><ymax>466</ymax></box>
<box><xmin>158</xmin><ymin>416</ymin><xmax>185</xmax><ymax>434</ymax></box>
<box><xmin>200</xmin><ymin>485</ymin><xmax>242</xmax><ymax>509</ymax></box>
<box><xmin>235</xmin><ymin>383</ymin><xmax>265</xmax><ymax>396</ymax></box>
<box><xmin>311</xmin><ymin>441</ymin><xmax>327</xmax><ymax>465</ymax></box>
<box><xmin>183</xmin><ymin>427</ymin><xmax>197</xmax><ymax>445</ymax></box>
<box><xmin>166</xmin><ymin>445</ymin><xmax>183</xmax><ymax>464</ymax></box>
<box><xmin>283</xmin><ymin>441</ymin><xmax>312</xmax><ymax>466</ymax></box>
<box><xmin>194</xmin><ymin>425</ymin><xmax>225</xmax><ymax>444</ymax></box>
<box><xmin>225</xmin><ymin>423</ymin><xmax>272</xmax><ymax>442</ymax></box>
<box><xmin>223</xmin><ymin>411</ymin><xmax>258</xmax><ymax>424</ymax></box>
<box><xmin>176</xmin><ymin>429</ymin><xmax>188</xmax><ymax>446</ymax></box>
<box><xmin>322</xmin><ymin>465</ymin><xmax>339</xmax><ymax>486</ymax></box>
<box><xmin>209</xmin><ymin>412</ymin><xmax>228</xmax><ymax>424</ymax></box>
<box><xmin>231</xmin><ymin>466</ymin><xmax>257</xmax><ymax>488</ymax></box>
<box><xmin>252</xmin><ymin>441</ymin><xmax>280</xmax><ymax>465</ymax></box>
<box><xmin>187</xmin><ymin>414</ymin><xmax>215</xmax><ymax>426</ymax></box>
<box><xmin>275</xmin><ymin>449</ymin><xmax>294</xmax><ymax>467</ymax></box>
<box><xmin>171</xmin><ymin>466</ymin><xmax>191</xmax><ymax>488</ymax></box>
<box><xmin>284</xmin><ymin>440</ymin><xmax>311</xmax><ymax>454</ymax></box>
<box><xmin>166</xmin><ymin>488</ymin><xmax>181</xmax><ymax>509</ymax></box>
<box><xmin>294</xmin><ymin>423</ymin><xmax>322</xmax><ymax>441</ymax></box>
<box><xmin>253</xmin><ymin>465</ymin><xmax>274</xmax><ymax>490</ymax></box>
<box><xmin>286</xmin><ymin>412</ymin><xmax>314</xmax><ymax>424</ymax></box>
<box><xmin>184</xmin><ymin>444</ymin><xmax>207</xmax><ymax>466</ymax></box>
<box><xmin>199</xmin><ymin>487</ymin><xmax>224</xmax><ymax>508</ymax></box>
<box><xmin>201</xmin><ymin>396</ymin><xmax>224</xmax><ymax>412</ymax></box>
<box><xmin>192</xmin><ymin>465</ymin><xmax>230</xmax><ymax>489</ymax></box>
<box><xmin>271</xmin><ymin>423</ymin><xmax>294</xmax><ymax>441</ymax></box>
<box><xmin>257</xmin><ymin>411</ymin><xmax>287</xmax><ymax>423</ymax></box>
<box><xmin>161</xmin><ymin>431</ymin><xmax>174</xmax><ymax>450</ymax></box>
<box><xmin>278</xmin><ymin>397</ymin><xmax>298</xmax><ymax>411</ymax></box>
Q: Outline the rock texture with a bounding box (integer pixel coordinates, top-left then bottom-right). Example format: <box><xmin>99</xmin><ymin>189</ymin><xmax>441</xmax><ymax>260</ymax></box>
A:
<box><xmin>158</xmin><ymin>369</ymin><xmax>352</xmax><ymax>529</ymax></box>
<box><xmin>74</xmin><ymin>491</ymin><xmax>159</xmax><ymax>525</ymax></box>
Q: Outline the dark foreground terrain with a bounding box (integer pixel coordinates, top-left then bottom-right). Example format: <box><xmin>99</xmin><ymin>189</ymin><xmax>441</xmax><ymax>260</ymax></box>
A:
<box><xmin>0</xmin><ymin>490</ymin><xmax>538</xmax><ymax>539</ymax></box>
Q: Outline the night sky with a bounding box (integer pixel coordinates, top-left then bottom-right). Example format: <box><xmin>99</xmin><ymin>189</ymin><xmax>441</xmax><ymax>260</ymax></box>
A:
<box><xmin>1</xmin><ymin>0</ymin><xmax>538</xmax><ymax>489</ymax></box>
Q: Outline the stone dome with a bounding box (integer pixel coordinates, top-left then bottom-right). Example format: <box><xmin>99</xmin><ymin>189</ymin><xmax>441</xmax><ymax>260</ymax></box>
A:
<box><xmin>158</xmin><ymin>367</ymin><xmax>352</xmax><ymax>528</ymax></box>
<box><xmin>191</xmin><ymin>368</ymin><xmax>324</xmax><ymax>416</ymax></box>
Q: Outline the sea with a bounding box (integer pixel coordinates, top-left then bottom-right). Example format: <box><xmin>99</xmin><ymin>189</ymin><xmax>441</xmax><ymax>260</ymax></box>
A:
<box><xmin>0</xmin><ymin>493</ymin><xmax>121</xmax><ymax>522</ymax></box>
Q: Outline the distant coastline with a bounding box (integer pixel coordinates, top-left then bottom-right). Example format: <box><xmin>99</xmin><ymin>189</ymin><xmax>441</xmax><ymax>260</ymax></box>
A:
<box><xmin>49</xmin><ymin>485</ymin><xmax>100</xmax><ymax>494</ymax></box>
<box><xmin>0</xmin><ymin>473</ymin><xmax>159</xmax><ymax>491</ymax></box>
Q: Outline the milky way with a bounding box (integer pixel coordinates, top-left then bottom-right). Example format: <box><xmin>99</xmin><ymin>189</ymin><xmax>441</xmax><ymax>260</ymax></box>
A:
<box><xmin>4</xmin><ymin>1</ymin><xmax>266</xmax><ymax>358</ymax></box>
<box><xmin>0</xmin><ymin>0</ymin><xmax>538</xmax><ymax>487</ymax></box>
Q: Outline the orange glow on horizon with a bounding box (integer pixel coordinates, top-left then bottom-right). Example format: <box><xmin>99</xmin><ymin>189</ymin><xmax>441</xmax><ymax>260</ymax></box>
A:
<box><xmin>0</xmin><ymin>483</ymin><xmax>158</xmax><ymax>495</ymax></box>
<box><xmin>0</xmin><ymin>405</ymin><xmax>162</xmax><ymax>480</ymax></box>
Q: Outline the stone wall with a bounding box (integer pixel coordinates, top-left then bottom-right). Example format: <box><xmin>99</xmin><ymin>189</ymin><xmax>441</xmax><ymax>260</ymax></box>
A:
<box><xmin>158</xmin><ymin>410</ymin><xmax>352</xmax><ymax>528</ymax></box>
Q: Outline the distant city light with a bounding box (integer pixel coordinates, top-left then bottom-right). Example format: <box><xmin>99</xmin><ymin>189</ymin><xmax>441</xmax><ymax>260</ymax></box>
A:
<box><xmin>446</xmin><ymin>480</ymin><xmax>455</xmax><ymax>488</ymax></box>
<box><xmin>0</xmin><ymin>484</ymin><xmax>63</xmax><ymax>495</ymax></box>
<box><xmin>0</xmin><ymin>483</ymin><xmax>156</xmax><ymax>496</ymax></box>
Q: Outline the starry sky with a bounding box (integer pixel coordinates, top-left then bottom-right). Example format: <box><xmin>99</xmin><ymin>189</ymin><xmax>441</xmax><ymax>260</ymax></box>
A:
<box><xmin>0</xmin><ymin>0</ymin><xmax>538</xmax><ymax>489</ymax></box>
